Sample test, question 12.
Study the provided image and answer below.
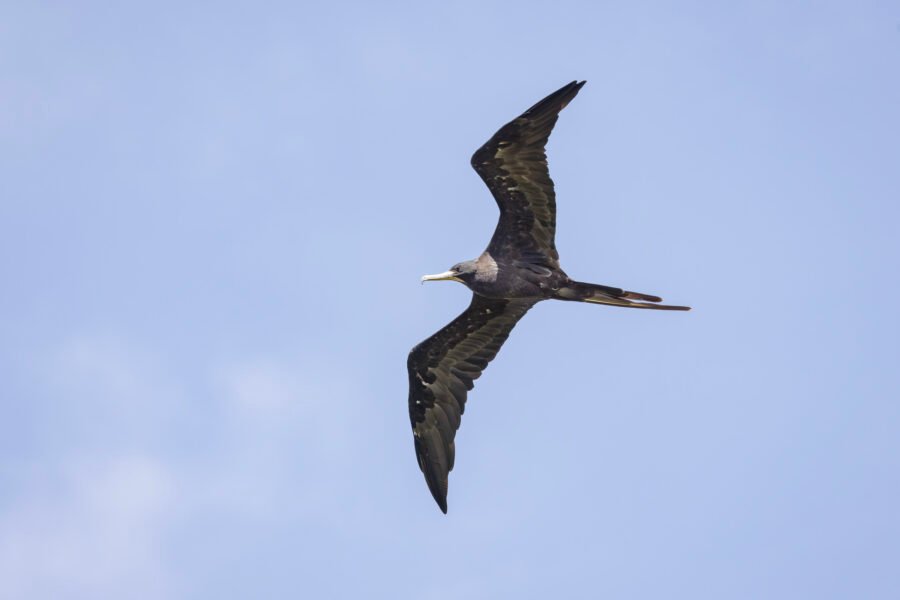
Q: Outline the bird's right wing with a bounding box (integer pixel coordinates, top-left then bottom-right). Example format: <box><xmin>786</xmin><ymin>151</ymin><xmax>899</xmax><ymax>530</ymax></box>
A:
<box><xmin>408</xmin><ymin>294</ymin><xmax>537</xmax><ymax>513</ymax></box>
<box><xmin>471</xmin><ymin>80</ymin><xmax>586</xmax><ymax>268</ymax></box>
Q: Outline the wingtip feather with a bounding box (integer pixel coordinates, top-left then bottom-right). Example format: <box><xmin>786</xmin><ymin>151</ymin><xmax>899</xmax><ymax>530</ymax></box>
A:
<box><xmin>425</xmin><ymin>471</ymin><xmax>449</xmax><ymax>513</ymax></box>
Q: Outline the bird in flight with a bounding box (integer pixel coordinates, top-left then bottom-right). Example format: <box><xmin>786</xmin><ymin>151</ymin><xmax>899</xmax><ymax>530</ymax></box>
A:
<box><xmin>408</xmin><ymin>81</ymin><xmax>690</xmax><ymax>513</ymax></box>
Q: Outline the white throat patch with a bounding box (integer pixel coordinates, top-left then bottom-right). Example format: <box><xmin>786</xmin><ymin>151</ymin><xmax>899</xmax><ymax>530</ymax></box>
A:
<box><xmin>475</xmin><ymin>252</ymin><xmax>499</xmax><ymax>282</ymax></box>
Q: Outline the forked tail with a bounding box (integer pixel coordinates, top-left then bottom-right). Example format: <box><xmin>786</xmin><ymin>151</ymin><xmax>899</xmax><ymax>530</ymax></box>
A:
<box><xmin>555</xmin><ymin>280</ymin><xmax>691</xmax><ymax>311</ymax></box>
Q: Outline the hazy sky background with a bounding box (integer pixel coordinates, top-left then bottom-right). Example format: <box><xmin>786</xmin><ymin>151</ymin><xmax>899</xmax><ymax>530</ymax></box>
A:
<box><xmin>2</xmin><ymin>1</ymin><xmax>899</xmax><ymax>598</ymax></box>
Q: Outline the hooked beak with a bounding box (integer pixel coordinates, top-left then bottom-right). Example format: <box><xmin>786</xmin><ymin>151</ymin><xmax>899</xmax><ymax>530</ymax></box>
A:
<box><xmin>421</xmin><ymin>270</ymin><xmax>462</xmax><ymax>284</ymax></box>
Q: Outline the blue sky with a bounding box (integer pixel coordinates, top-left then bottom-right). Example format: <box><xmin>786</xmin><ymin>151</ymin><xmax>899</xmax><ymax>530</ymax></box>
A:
<box><xmin>2</xmin><ymin>1</ymin><xmax>899</xmax><ymax>598</ymax></box>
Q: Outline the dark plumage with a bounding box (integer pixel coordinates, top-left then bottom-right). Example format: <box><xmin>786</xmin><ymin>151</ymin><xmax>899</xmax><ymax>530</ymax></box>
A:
<box><xmin>409</xmin><ymin>81</ymin><xmax>690</xmax><ymax>513</ymax></box>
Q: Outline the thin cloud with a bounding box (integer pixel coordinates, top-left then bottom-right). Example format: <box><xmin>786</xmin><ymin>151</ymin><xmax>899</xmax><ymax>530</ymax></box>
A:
<box><xmin>0</xmin><ymin>456</ymin><xmax>174</xmax><ymax>600</ymax></box>
<box><xmin>2</xmin><ymin>333</ymin><xmax>365</xmax><ymax>597</ymax></box>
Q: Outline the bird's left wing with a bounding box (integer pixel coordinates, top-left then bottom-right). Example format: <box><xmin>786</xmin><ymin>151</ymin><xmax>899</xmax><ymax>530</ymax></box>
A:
<box><xmin>471</xmin><ymin>80</ymin><xmax>586</xmax><ymax>268</ymax></box>
<box><xmin>408</xmin><ymin>294</ymin><xmax>537</xmax><ymax>513</ymax></box>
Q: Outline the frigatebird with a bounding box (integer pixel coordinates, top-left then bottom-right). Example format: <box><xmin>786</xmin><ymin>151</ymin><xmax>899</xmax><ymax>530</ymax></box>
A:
<box><xmin>408</xmin><ymin>81</ymin><xmax>689</xmax><ymax>513</ymax></box>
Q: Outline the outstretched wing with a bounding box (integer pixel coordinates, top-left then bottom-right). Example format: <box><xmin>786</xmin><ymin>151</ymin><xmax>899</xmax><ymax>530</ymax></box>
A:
<box><xmin>471</xmin><ymin>80</ymin><xmax>586</xmax><ymax>268</ymax></box>
<box><xmin>408</xmin><ymin>294</ymin><xmax>536</xmax><ymax>513</ymax></box>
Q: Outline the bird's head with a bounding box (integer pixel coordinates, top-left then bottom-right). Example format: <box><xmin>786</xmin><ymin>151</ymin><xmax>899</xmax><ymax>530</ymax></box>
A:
<box><xmin>421</xmin><ymin>260</ymin><xmax>478</xmax><ymax>285</ymax></box>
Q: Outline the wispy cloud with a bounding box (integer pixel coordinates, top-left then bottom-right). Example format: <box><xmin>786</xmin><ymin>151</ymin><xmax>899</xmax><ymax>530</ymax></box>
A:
<box><xmin>2</xmin><ymin>333</ymin><xmax>362</xmax><ymax>597</ymax></box>
<box><xmin>0</xmin><ymin>456</ymin><xmax>174</xmax><ymax>599</ymax></box>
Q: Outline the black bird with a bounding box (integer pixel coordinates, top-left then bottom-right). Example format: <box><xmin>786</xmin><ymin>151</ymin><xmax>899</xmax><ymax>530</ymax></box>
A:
<box><xmin>408</xmin><ymin>81</ymin><xmax>690</xmax><ymax>513</ymax></box>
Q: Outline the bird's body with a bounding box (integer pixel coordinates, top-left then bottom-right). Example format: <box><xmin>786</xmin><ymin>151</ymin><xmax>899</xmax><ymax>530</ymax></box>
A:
<box><xmin>449</xmin><ymin>252</ymin><xmax>562</xmax><ymax>299</ymax></box>
<box><xmin>409</xmin><ymin>81</ymin><xmax>690</xmax><ymax>513</ymax></box>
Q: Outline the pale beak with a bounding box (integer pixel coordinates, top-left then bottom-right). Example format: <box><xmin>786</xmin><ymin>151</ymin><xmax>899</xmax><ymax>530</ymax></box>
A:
<box><xmin>421</xmin><ymin>270</ymin><xmax>462</xmax><ymax>284</ymax></box>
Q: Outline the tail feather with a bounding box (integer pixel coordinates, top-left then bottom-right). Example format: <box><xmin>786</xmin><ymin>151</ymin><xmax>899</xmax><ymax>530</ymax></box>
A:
<box><xmin>557</xmin><ymin>281</ymin><xmax>690</xmax><ymax>311</ymax></box>
<box><xmin>620</xmin><ymin>290</ymin><xmax>663</xmax><ymax>303</ymax></box>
